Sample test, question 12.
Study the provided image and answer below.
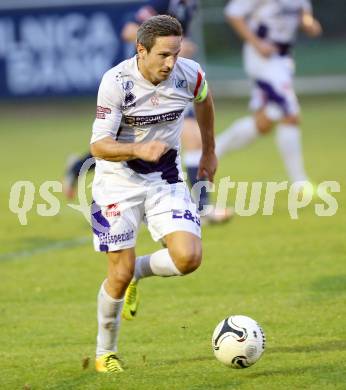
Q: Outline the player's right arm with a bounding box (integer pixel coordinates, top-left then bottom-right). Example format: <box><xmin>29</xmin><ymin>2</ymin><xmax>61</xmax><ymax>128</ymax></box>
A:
<box><xmin>224</xmin><ymin>0</ymin><xmax>276</xmax><ymax>57</ymax></box>
<box><xmin>91</xmin><ymin>137</ymin><xmax>169</xmax><ymax>163</ymax></box>
<box><xmin>90</xmin><ymin>71</ymin><xmax>168</xmax><ymax>163</ymax></box>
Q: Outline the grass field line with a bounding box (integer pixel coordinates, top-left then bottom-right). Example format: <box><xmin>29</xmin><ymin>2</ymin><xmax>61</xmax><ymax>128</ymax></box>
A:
<box><xmin>0</xmin><ymin>236</ymin><xmax>90</xmax><ymax>262</ymax></box>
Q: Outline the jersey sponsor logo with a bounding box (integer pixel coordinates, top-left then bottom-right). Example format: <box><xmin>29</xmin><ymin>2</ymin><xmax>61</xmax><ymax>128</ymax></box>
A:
<box><xmin>174</xmin><ymin>78</ymin><xmax>187</xmax><ymax>88</ymax></box>
<box><xmin>172</xmin><ymin>209</ymin><xmax>201</xmax><ymax>227</ymax></box>
<box><xmin>105</xmin><ymin>203</ymin><xmax>120</xmax><ymax>217</ymax></box>
<box><xmin>96</xmin><ymin>105</ymin><xmax>111</xmax><ymax>119</ymax></box>
<box><xmin>98</xmin><ymin>229</ymin><xmax>134</xmax><ymax>245</ymax></box>
<box><xmin>122</xmin><ymin>80</ymin><xmax>134</xmax><ymax>91</ymax></box>
<box><xmin>124</xmin><ymin>109</ymin><xmax>184</xmax><ymax>126</ymax></box>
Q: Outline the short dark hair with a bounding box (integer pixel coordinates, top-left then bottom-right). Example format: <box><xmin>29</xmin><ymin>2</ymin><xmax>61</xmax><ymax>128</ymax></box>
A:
<box><xmin>137</xmin><ymin>15</ymin><xmax>183</xmax><ymax>52</ymax></box>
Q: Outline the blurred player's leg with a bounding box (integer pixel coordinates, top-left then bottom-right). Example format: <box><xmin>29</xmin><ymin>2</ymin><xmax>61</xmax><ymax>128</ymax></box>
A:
<box><xmin>276</xmin><ymin>122</ymin><xmax>308</xmax><ymax>183</ymax></box>
<box><xmin>63</xmin><ymin>152</ymin><xmax>95</xmax><ymax>199</ymax></box>
<box><xmin>215</xmin><ymin>117</ymin><xmax>259</xmax><ymax>158</ymax></box>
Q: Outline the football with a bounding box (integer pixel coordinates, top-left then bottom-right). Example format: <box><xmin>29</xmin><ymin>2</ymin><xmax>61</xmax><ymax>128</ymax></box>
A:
<box><xmin>212</xmin><ymin>315</ymin><xmax>266</xmax><ymax>368</ymax></box>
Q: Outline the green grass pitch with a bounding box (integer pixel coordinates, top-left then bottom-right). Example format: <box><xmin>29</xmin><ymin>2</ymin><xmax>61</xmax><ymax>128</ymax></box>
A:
<box><xmin>0</xmin><ymin>94</ymin><xmax>345</xmax><ymax>389</ymax></box>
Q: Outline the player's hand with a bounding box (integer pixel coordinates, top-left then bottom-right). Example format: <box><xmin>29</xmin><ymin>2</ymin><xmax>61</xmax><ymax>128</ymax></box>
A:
<box><xmin>253</xmin><ymin>39</ymin><xmax>277</xmax><ymax>57</ymax></box>
<box><xmin>198</xmin><ymin>152</ymin><xmax>218</xmax><ymax>183</ymax></box>
<box><xmin>134</xmin><ymin>140</ymin><xmax>169</xmax><ymax>162</ymax></box>
<box><xmin>303</xmin><ymin>17</ymin><xmax>322</xmax><ymax>37</ymax></box>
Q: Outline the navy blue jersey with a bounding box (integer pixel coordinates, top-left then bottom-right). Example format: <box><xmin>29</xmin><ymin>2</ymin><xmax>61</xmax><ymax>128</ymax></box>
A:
<box><xmin>134</xmin><ymin>0</ymin><xmax>198</xmax><ymax>36</ymax></box>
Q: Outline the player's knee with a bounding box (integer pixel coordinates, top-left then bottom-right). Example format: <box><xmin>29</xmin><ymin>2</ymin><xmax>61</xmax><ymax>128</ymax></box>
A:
<box><xmin>282</xmin><ymin>115</ymin><xmax>300</xmax><ymax>125</ymax></box>
<box><xmin>172</xmin><ymin>246</ymin><xmax>202</xmax><ymax>275</ymax></box>
<box><xmin>107</xmin><ymin>252</ymin><xmax>134</xmax><ymax>294</ymax></box>
<box><xmin>107</xmin><ymin>268</ymin><xmax>133</xmax><ymax>297</ymax></box>
<box><xmin>255</xmin><ymin>111</ymin><xmax>274</xmax><ymax>134</ymax></box>
<box><xmin>113</xmin><ymin>268</ymin><xmax>134</xmax><ymax>285</ymax></box>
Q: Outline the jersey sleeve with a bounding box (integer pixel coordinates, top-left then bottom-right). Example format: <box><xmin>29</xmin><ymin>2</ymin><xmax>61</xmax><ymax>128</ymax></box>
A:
<box><xmin>224</xmin><ymin>0</ymin><xmax>258</xmax><ymax>18</ymax></box>
<box><xmin>182</xmin><ymin>59</ymin><xmax>208</xmax><ymax>103</ymax></box>
<box><xmin>90</xmin><ymin>71</ymin><xmax>123</xmax><ymax>144</ymax></box>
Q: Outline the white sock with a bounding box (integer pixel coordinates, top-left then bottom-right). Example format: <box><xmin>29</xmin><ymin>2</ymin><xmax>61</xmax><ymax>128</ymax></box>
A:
<box><xmin>134</xmin><ymin>254</ymin><xmax>154</xmax><ymax>281</ymax></box>
<box><xmin>215</xmin><ymin>117</ymin><xmax>258</xmax><ymax>158</ymax></box>
<box><xmin>276</xmin><ymin>124</ymin><xmax>308</xmax><ymax>182</ymax></box>
<box><xmin>134</xmin><ymin>249</ymin><xmax>182</xmax><ymax>281</ymax></box>
<box><xmin>96</xmin><ymin>281</ymin><xmax>123</xmax><ymax>357</ymax></box>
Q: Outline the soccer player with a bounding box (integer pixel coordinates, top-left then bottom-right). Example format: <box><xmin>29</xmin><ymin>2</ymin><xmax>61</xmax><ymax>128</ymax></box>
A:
<box><xmin>91</xmin><ymin>15</ymin><xmax>216</xmax><ymax>373</ymax></box>
<box><xmin>216</xmin><ymin>0</ymin><xmax>322</xmax><ymax>190</ymax></box>
<box><xmin>64</xmin><ymin>0</ymin><xmax>231</xmax><ymax>224</ymax></box>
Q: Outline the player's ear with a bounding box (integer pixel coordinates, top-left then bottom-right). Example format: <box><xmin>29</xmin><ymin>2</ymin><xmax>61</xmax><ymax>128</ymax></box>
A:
<box><xmin>137</xmin><ymin>43</ymin><xmax>147</xmax><ymax>59</ymax></box>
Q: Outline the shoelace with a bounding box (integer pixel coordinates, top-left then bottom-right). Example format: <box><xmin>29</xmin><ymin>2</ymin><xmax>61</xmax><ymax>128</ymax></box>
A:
<box><xmin>105</xmin><ymin>354</ymin><xmax>122</xmax><ymax>372</ymax></box>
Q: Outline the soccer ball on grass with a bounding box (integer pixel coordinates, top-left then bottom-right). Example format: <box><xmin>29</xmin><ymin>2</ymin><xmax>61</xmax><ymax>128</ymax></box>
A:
<box><xmin>212</xmin><ymin>315</ymin><xmax>265</xmax><ymax>369</ymax></box>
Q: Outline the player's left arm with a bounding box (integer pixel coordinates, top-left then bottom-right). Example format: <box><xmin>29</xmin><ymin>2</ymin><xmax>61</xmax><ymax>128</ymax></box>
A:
<box><xmin>300</xmin><ymin>10</ymin><xmax>322</xmax><ymax>37</ymax></box>
<box><xmin>194</xmin><ymin>89</ymin><xmax>217</xmax><ymax>183</ymax></box>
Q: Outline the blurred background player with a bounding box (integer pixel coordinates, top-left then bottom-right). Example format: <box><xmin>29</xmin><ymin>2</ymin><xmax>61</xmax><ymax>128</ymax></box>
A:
<box><xmin>63</xmin><ymin>0</ymin><xmax>232</xmax><ymax>224</ymax></box>
<box><xmin>216</xmin><ymin>0</ymin><xmax>322</xmax><ymax>192</ymax></box>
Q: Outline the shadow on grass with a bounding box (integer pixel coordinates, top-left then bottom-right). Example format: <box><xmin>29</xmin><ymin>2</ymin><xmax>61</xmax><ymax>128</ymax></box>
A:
<box><xmin>0</xmin><ymin>236</ymin><xmax>88</xmax><ymax>262</ymax></box>
<box><xmin>153</xmin><ymin>340</ymin><xmax>346</xmax><ymax>368</ymax></box>
<box><xmin>160</xmin><ymin>355</ymin><xmax>215</xmax><ymax>365</ymax></box>
<box><xmin>40</xmin><ymin>359</ymin><xmax>345</xmax><ymax>390</ymax></box>
<box><xmin>244</xmin><ymin>364</ymin><xmax>343</xmax><ymax>380</ymax></box>
<box><xmin>268</xmin><ymin>340</ymin><xmax>346</xmax><ymax>354</ymax></box>
<box><xmin>311</xmin><ymin>275</ymin><xmax>346</xmax><ymax>294</ymax></box>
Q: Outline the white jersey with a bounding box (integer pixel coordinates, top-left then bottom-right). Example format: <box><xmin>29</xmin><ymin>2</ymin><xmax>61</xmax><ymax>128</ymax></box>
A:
<box><xmin>91</xmin><ymin>55</ymin><xmax>206</xmax><ymax>185</ymax></box>
<box><xmin>225</xmin><ymin>0</ymin><xmax>312</xmax><ymax>44</ymax></box>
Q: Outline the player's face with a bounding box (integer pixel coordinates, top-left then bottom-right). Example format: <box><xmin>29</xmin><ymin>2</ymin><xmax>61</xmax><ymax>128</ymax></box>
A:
<box><xmin>137</xmin><ymin>36</ymin><xmax>182</xmax><ymax>85</ymax></box>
